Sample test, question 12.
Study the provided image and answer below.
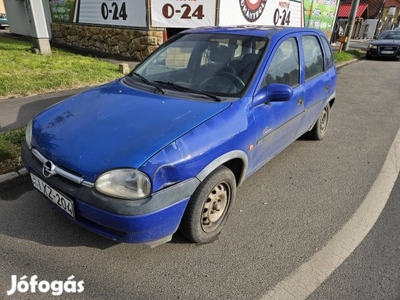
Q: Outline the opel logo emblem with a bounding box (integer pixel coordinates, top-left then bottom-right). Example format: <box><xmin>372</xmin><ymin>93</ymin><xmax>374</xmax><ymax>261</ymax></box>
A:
<box><xmin>42</xmin><ymin>160</ymin><xmax>56</xmax><ymax>178</ymax></box>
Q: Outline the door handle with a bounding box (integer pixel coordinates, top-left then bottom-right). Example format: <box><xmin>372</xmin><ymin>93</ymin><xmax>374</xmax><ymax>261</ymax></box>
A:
<box><xmin>324</xmin><ymin>85</ymin><xmax>329</xmax><ymax>92</ymax></box>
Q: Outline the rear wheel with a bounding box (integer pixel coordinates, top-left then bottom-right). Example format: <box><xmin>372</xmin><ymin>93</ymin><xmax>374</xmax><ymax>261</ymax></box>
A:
<box><xmin>179</xmin><ymin>166</ymin><xmax>236</xmax><ymax>243</ymax></box>
<box><xmin>306</xmin><ymin>104</ymin><xmax>330</xmax><ymax>140</ymax></box>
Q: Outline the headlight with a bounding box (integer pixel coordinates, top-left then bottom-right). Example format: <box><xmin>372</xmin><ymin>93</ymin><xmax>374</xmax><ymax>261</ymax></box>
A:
<box><xmin>95</xmin><ymin>169</ymin><xmax>151</xmax><ymax>200</ymax></box>
<box><xmin>368</xmin><ymin>44</ymin><xmax>377</xmax><ymax>49</ymax></box>
<box><xmin>26</xmin><ymin>119</ymin><xmax>33</xmax><ymax>149</ymax></box>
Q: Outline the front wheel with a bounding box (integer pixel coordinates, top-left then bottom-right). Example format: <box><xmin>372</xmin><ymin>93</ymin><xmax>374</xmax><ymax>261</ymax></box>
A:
<box><xmin>179</xmin><ymin>166</ymin><xmax>236</xmax><ymax>243</ymax></box>
<box><xmin>306</xmin><ymin>104</ymin><xmax>330</xmax><ymax>140</ymax></box>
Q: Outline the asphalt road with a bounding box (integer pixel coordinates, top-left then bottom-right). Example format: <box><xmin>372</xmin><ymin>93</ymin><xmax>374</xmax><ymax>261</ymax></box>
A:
<box><xmin>0</xmin><ymin>59</ymin><xmax>399</xmax><ymax>299</ymax></box>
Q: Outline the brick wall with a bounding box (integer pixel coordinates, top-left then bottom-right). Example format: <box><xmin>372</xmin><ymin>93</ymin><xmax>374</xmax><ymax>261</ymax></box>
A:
<box><xmin>51</xmin><ymin>23</ymin><xmax>164</xmax><ymax>61</ymax></box>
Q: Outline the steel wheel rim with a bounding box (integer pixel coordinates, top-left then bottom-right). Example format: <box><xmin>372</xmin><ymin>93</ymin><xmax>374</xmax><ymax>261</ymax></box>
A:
<box><xmin>319</xmin><ymin>107</ymin><xmax>328</xmax><ymax>132</ymax></box>
<box><xmin>201</xmin><ymin>181</ymin><xmax>231</xmax><ymax>233</ymax></box>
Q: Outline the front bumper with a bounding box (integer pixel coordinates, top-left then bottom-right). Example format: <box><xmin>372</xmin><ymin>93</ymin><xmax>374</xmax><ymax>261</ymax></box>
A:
<box><xmin>367</xmin><ymin>46</ymin><xmax>400</xmax><ymax>59</ymax></box>
<box><xmin>21</xmin><ymin>142</ymin><xmax>200</xmax><ymax>245</ymax></box>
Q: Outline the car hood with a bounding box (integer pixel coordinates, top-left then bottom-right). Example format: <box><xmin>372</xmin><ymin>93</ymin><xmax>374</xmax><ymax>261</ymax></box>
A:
<box><xmin>32</xmin><ymin>80</ymin><xmax>231</xmax><ymax>182</ymax></box>
<box><xmin>371</xmin><ymin>39</ymin><xmax>400</xmax><ymax>46</ymax></box>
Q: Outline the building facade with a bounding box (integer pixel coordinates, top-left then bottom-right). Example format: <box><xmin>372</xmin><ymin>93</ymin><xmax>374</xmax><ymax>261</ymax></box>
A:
<box><xmin>338</xmin><ymin>0</ymin><xmax>400</xmax><ymax>39</ymax></box>
<box><xmin>5</xmin><ymin>0</ymin><xmax>342</xmax><ymax>60</ymax></box>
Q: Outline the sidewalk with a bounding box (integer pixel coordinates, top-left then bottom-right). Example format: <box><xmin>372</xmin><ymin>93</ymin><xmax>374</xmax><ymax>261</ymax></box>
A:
<box><xmin>330</xmin><ymin>38</ymin><xmax>372</xmax><ymax>52</ymax></box>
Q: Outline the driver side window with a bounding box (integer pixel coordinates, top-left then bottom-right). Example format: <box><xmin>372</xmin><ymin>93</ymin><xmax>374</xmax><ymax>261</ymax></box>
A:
<box><xmin>262</xmin><ymin>38</ymin><xmax>299</xmax><ymax>88</ymax></box>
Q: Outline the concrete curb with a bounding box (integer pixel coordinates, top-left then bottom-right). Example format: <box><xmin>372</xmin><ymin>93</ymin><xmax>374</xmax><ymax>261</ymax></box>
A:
<box><xmin>0</xmin><ymin>167</ymin><xmax>28</xmax><ymax>184</ymax></box>
<box><xmin>336</xmin><ymin>56</ymin><xmax>364</xmax><ymax>69</ymax></box>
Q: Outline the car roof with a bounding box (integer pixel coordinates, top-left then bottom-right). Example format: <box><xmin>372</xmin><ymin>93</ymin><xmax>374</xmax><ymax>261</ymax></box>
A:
<box><xmin>181</xmin><ymin>26</ymin><xmax>325</xmax><ymax>39</ymax></box>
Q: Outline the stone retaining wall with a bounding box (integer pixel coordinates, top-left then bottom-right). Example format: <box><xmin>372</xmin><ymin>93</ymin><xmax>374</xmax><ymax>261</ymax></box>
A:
<box><xmin>51</xmin><ymin>23</ymin><xmax>164</xmax><ymax>61</ymax></box>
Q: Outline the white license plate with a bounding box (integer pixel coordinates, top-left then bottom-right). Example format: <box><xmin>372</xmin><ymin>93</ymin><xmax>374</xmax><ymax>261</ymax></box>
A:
<box><xmin>31</xmin><ymin>173</ymin><xmax>75</xmax><ymax>218</ymax></box>
<box><xmin>381</xmin><ymin>50</ymin><xmax>394</xmax><ymax>54</ymax></box>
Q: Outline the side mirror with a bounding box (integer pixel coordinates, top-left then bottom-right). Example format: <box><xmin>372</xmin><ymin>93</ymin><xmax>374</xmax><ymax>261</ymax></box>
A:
<box><xmin>253</xmin><ymin>83</ymin><xmax>294</xmax><ymax>106</ymax></box>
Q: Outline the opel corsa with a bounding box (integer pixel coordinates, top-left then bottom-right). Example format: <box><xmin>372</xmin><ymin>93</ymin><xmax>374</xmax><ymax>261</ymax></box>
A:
<box><xmin>22</xmin><ymin>26</ymin><xmax>337</xmax><ymax>246</ymax></box>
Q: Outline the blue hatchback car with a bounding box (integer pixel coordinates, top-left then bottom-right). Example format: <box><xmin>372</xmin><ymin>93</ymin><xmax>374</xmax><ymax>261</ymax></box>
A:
<box><xmin>22</xmin><ymin>26</ymin><xmax>337</xmax><ymax>246</ymax></box>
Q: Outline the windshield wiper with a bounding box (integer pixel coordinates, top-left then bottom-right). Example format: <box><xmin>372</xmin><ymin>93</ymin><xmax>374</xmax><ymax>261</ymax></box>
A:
<box><xmin>132</xmin><ymin>72</ymin><xmax>165</xmax><ymax>94</ymax></box>
<box><xmin>154</xmin><ymin>81</ymin><xmax>221</xmax><ymax>102</ymax></box>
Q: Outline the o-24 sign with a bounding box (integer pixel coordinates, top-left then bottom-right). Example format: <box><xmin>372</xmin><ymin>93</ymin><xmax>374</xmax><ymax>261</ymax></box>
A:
<box><xmin>151</xmin><ymin>0</ymin><xmax>216</xmax><ymax>28</ymax></box>
<box><xmin>100</xmin><ymin>2</ymin><xmax>128</xmax><ymax>21</ymax></box>
<box><xmin>78</xmin><ymin>0</ymin><xmax>147</xmax><ymax>27</ymax></box>
<box><xmin>161</xmin><ymin>3</ymin><xmax>205</xmax><ymax>20</ymax></box>
<box><xmin>220</xmin><ymin>0</ymin><xmax>302</xmax><ymax>27</ymax></box>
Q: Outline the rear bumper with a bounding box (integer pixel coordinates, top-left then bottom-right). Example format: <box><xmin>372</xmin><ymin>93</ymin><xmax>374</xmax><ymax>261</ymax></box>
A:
<box><xmin>21</xmin><ymin>142</ymin><xmax>200</xmax><ymax>244</ymax></box>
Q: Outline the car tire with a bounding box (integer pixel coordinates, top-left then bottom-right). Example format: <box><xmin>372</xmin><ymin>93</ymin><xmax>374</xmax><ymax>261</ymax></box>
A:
<box><xmin>179</xmin><ymin>165</ymin><xmax>236</xmax><ymax>243</ymax></box>
<box><xmin>306</xmin><ymin>104</ymin><xmax>330</xmax><ymax>140</ymax></box>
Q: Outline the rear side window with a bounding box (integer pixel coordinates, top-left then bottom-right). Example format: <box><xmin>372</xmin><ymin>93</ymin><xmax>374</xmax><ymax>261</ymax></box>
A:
<box><xmin>302</xmin><ymin>35</ymin><xmax>324</xmax><ymax>80</ymax></box>
<box><xmin>321</xmin><ymin>36</ymin><xmax>334</xmax><ymax>69</ymax></box>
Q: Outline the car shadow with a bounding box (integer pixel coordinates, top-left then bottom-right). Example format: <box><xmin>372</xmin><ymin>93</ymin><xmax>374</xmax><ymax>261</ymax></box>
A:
<box><xmin>0</xmin><ymin>176</ymin><xmax>192</xmax><ymax>248</ymax></box>
<box><xmin>0</xmin><ymin>176</ymin><xmax>120</xmax><ymax>249</ymax></box>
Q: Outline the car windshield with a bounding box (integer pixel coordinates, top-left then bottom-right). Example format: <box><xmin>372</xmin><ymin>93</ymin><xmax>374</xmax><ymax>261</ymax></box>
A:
<box><xmin>130</xmin><ymin>33</ymin><xmax>267</xmax><ymax>98</ymax></box>
<box><xmin>378</xmin><ymin>31</ymin><xmax>400</xmax><ymax>40</ymax></box>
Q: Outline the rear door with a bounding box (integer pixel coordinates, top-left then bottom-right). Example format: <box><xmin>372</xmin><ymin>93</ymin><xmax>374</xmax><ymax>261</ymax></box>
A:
<box><xmin>296</xmin><ymin>34</ymin><xmax>331</xmax><ymax>137</ymax></box>
<box><xmin>320</xmin><ymin>35</ymin><xmax>337</xmax><ymax>102</ymax></box>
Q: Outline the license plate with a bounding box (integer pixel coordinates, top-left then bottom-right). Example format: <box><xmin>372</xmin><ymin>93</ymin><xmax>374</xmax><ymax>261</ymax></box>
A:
<box><xmin>31</xmin><ymin>173</ymin><xmax>75</xmax><ymax>217</ymax></box>
<box><xmin>381</xmin><ymin>50</ymin><xmax>394</xmax><ymax>54</ymax></box>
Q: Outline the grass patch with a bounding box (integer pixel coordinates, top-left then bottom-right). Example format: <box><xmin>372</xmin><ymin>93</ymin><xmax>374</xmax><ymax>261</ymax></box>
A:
<box><xmin>0</xmin><ymin>128</ymin><xmax>26</xmax><ymax>175</ymax></box>
<box><xmin>334</xmin><ymin>49</ymin><xmax>365</xmax><ymax>63</ymax></box>
<box><xmin>0</xmin><ymin>35</ymin><xmax>122</xmax><ymax>99</ymax></box>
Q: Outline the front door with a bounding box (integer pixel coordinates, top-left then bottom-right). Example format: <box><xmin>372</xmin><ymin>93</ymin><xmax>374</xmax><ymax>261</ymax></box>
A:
<box><xmin>251</xmin><ymin>37</ymin><xmax>305</xmax><ymax>169</ymax></box>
